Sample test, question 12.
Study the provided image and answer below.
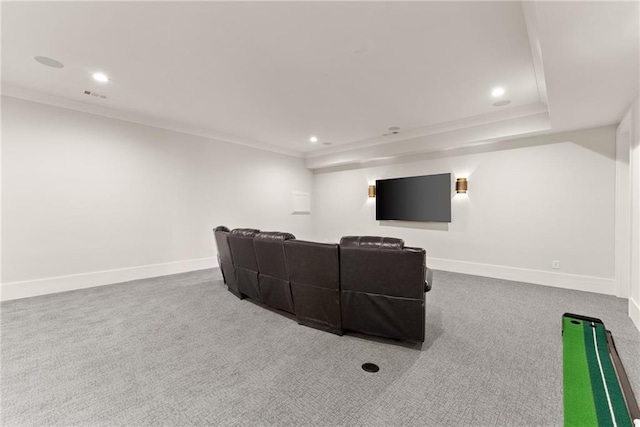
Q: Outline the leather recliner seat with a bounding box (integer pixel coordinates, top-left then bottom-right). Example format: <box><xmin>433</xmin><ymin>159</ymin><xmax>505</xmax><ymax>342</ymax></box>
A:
<box><xmin>213</xmin><ymin>226</ymin><xmax>242</xmax><ymax>299</ymax></box>
<box><xmin>214</xmin><ymin>227</ymin><xmax>433</xmax><ymax>343</ymax></box>
<box><xmin>228</xmin><ymin>228</ymin><xmax>261</xmax><ymax>301</ymax></box>
<box><xmin>254</xmin><ymin>231</ymin><xmax>296</xmax><ymax>314</ymax></box>
<box><xmin>339</xmin><ymin>236</ymin><xmax>427</xmax><ymax>342</ymax></box>
<box><xmin>284</xmin><ymin>240</ymin><xmax>342</xmax><ymax>335</ymax></box>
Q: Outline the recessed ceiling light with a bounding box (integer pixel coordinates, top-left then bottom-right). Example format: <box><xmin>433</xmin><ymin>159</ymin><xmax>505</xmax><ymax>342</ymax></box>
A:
<box><xmin>34</xmin><ymin>56</ymin><xmax>64</xmax><ymax>68</ymax></box>
<box><xmin>309</xmin><ymin>136</ymin><xmax>318</xmax><ymax>143</ymax></box>
<box><xmin>323</xmin><ymin>142</ymin><xmax>332</xmax><ymax>146</ymax></box>
<box><xmin>388</xmin><ymin>126</ymin><xmax>400</xmax><ymax>131</ymax></box>
<box><xmin>493</xmin><ymin>100</ymin><xmax>511</xmax><ymax>107</ymax></box>
<box><xmin>92</xmin><ymin>72</ymin><xmax>109</xmax><ymax>83</ymax></box>
<box><xmin>491</xmin><ymin>87</ymin><xmax>505</xmax><ymax>98</ymax></box>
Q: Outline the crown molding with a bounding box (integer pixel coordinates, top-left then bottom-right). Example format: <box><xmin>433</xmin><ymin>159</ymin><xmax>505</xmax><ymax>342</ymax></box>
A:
<box><xmin>1</xmin><ymin>84</ymin><xmax>303</xmax><ymax>158</ymax></box>
<box><xmin>521</xmin><ymin>1</ymin><xmax>549</xmax><ymax>107</ymax></box>
<box><xmin>305</xmin><ymin>102</ymin><xmax>549</xmax><ymax>160</ymax></box>
<box><xmin>2</xmin><ymin>83</ymin><xmax>551</xmax><ymax>168</ymax></box>
<box><xmin>305</xmin><ymin>109</ymin><xmax>551</xmax><ymax>169</ymax></box>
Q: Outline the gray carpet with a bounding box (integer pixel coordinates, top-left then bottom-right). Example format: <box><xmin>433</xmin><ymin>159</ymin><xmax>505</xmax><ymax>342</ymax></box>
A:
<box><xmin>1</xmin><ymin>269</ymin><xmax>639</xmax><ymax>427</ymax></box>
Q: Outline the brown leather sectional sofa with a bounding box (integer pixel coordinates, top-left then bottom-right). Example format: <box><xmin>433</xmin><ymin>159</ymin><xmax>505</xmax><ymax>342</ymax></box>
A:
<box><xmin>213</xmin><ymin>226</ymin><xmax>433</xmax><ymax>343</ymax></box>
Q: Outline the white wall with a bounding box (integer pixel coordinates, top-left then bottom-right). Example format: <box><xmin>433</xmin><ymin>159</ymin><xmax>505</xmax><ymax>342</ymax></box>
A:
<box><xmin>616</xmin><ymin>113</ymin><xmax>632</xmax><ymax>299</ymax></box>
<box><xmin>624</xmin><ymin>97</ymin><xmax>640</xmax><ymax>331</ymax></box>
<box><xmin>1</xmin><ymin>96</ymin><xmax>313</xmax><ymax>299</ymax></box>
<box><xmin>312</xmin><ymin>126</ymin><xmax>617</xmax><ymax>294</ymax></box>
<box><xmin>0</xmin><ymin>95</ymin><xmax>627</xmax><ymax>305</ymax></box>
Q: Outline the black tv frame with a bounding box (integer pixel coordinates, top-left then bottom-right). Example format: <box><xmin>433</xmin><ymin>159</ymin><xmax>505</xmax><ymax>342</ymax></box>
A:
<box><xmin>375</xmin><ymin>173</ymin><xmax>451</xmax><ymax>222</ymax></box>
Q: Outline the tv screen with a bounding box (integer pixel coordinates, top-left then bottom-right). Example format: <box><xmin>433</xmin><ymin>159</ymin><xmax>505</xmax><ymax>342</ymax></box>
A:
<box><xmin>375</xmin><ymin>173</ymin><xmax>451</xmax><ymax>222</ymax></box>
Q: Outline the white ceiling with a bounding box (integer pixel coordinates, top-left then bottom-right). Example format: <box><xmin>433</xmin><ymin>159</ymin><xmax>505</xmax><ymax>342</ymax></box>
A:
<box><xmin>2</xmin><ymin>1</ymin><xmax>638</xmax><ymax>166</ymax></box>
<box><xmin>534</xmin><ymin>1</ymin><xmax>639</xmax><ymax>131</ymax></box>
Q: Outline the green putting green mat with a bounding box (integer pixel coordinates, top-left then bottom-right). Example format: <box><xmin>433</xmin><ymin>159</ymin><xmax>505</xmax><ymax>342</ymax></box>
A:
<box><xmin>563</xmin><ymin>313</ymin><xmax>639</xmax><ymax>427</ymax></box>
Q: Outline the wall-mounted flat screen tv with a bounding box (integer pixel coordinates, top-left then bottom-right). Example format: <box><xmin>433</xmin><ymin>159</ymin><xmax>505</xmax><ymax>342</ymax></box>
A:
<box><xmin>376</xmin><ymin>173</ymin><xmax>451</xmax><ymax>222</ymax></box>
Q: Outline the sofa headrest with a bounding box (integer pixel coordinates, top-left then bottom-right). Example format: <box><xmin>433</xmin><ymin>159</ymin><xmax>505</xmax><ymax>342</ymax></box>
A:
<box><xmin>214</xmin><ymin>225</ymin><xmax>230</xmax><ymax>232</ymax></box>
<box><xmin>230</xmin><ymin>228</ymin><xmax>260</xmax><ymax>238</ymax></box>
<box><xmin>255</xmin><ymin>231</ymin><xmax>295</xmax><ymax>241</ymax></box>
<box><xmin>340</xmin><ymin>236</ymin><xmax>404</xmax><ymax>250</ymax></box>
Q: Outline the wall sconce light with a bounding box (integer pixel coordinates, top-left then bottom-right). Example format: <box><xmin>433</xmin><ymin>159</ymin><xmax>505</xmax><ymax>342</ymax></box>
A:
<box><xmin>456</xmin><ymin>178</ymin><xmax>468</xmax><ymax>194</ymax></box>
<box><xmin>368</xmin><ymin>185</ymin><xmax>376</xmax><ymax>198</ymax></box>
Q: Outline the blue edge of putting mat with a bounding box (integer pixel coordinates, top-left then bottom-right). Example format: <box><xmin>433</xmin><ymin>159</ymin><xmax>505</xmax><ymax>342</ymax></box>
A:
<box><xmin>563</xmin><ymin>313</ymin><xmax>640</xmax><ymax>427</ymax></box>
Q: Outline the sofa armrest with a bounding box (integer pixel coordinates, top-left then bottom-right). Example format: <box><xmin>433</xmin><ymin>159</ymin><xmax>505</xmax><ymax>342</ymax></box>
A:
<box><xmin>424</xmin><ymin>267</ymin><xmax>433</xmax><ymax>292</ymax></box>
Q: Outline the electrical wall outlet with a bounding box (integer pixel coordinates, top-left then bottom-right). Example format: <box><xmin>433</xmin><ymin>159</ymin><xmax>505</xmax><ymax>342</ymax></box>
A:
<box><xmin>552</xmin><ymin>260</ymin><xmax>560</xmax><ymax>269</ymax></box>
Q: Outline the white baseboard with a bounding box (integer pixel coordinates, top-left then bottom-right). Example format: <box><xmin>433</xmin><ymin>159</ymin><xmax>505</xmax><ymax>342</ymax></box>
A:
<box><xmin>428</xmin><ymin>257</ymin><xmax>616</xmax><ymax>295</ymax></box>
<box><xmin>1</xmin><ymin>256</ymin><xmax>618</xmax><ymax>302</ymax></box>
<box><xmin>629</xmin><ymin>298</ymin><xmax>640</xmax><ymax>333</ymax></box>
<box><xmin>0</xmin><ymin>257</ymin><xmax>218</xmax><ymax>301</ymax></box>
